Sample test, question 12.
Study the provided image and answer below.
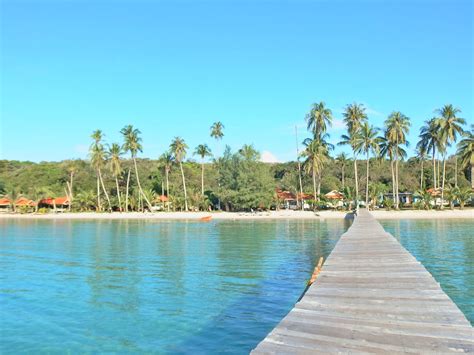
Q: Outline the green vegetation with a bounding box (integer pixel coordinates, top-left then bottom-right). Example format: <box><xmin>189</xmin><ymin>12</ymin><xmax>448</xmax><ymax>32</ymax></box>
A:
<box><xmin>1</xmin><ymin>104</ymin><xmax>472</xmax><ymax>212</ymax></box>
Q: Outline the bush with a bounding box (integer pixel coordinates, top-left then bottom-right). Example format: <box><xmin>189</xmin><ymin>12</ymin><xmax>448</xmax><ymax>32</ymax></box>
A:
<box><xmin>383</xmin><ymin>199</ymin><xmax>394</xmax><ymax>211</ymax></box>
<box><xmin>37</xmin><ymin>207</ymin><xmax>49</xmax><ymax>214</ymax></box>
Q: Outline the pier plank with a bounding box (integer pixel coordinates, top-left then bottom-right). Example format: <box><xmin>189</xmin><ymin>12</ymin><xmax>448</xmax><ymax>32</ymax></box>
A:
<box><xmin>252</xmin><ymin>209</ymin><xmax>473</xmax><ymax>354</ymax></box>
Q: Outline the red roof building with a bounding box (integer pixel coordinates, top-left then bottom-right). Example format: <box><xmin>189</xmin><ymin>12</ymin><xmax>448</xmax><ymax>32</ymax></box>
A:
<box><xmin>39</xmin><ymin>197</ymin><xmax>70</xmax><ymax>206</ymax></box>
<box><xmin>0</xmin><ymin>198</ymin><xmax>11</xmax><ymax>206</ymax></box>
<box><xmin>15</xmin><ymin>197</ymin><xmax>37</xmax><ymax>207</ymax></box>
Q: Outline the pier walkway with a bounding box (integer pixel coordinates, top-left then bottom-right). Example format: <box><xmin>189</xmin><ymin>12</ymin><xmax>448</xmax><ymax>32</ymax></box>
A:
<box><xmin>252</xmin><ymin>209</ymin><xmax>473</xmax><ymax>354</ymax></box>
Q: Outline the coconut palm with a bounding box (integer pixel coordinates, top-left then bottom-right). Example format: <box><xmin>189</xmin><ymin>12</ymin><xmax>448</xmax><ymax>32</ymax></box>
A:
<box><xmin>194</xmin><ymin>144</ymin><xmax>212</xmax><ymax>195</ymax></box>
<box><xmin>238</xmin><ymin>144</ymin><xmax>260</xmax><ymax>161</ymax></box>
<box><xmin>379</xmin><ymin>136</ymin><xmax>401</xmax><ymax>206</ymax></box>
<box><xmin>340</xmin><ymin>103</ymin><xmax>368</xmax><ymax>207</ymax></box>
<box><xmin>414</xmin><ymin>190</ymin><xmax>433</xmax><ymax>210</ymax></box>
<box><xmin>415</xmin><ymin>144</ymin><xmax>429</xmax><ymax>190</ymax></box>
<box><xmin>384</xmin><ymin>111</ymin><xmax>410</xmax><ymax>209</ymax></box>
<box><xmin>90</xmin><ymin>130</ymin><xmax>112</xmax><ymax>211</ymax></box>
<box><xmin>107</xmin><ymin>143</ymin><xmax>124</xmax><ymax>211</ymax></box>
<box><xmin>456</xmin><ymin>187</ymin><xmax>472</xmax><ymax>209</ymax></box>
<box><xmin>335</xmin><ymin>152</ymin><xmax>349</xmax><ymax>189</ymax></box>
<box><xmin>170</xmin><ymin>137</ymin><xmax>189</xmax><ymax>211</ymax></box>
<box><xmin>306</xmin><ymin>101</ymin><xmax>333</xmax><ymax>138</ymax></box>
<box><xmin>418</xmin><ymin>118</ymin><xmax>442</xmax><ymax>189</ymax></box>
<box><xmin>302</xmin><ymin>137</ymin><xmax>331</xmax><ymax>203</ymax></box>
<box><xmin>436</xmin><ymin>105</ymin><xmax>465</xmax><ymax>209</ymax></box>
<box><xmin>457</xmin><ymin>125</ymin><xmax>474</xmax><ymax>187</ymax></box>
<box><xmin>158</xmin><ymin>151</ymin><xmax>174</xmax><ymax>211</ymax></box>
<box><xmin>121</xmin><ymin>125</ymin><xmax>152</xmax><ymax>211</ymax></box>
<box><xmin>353</xmin><ymin>122</ymin><xmax>380</xmax><ymax>206</ymax></box>
<box><xmin>210</xmin><ymin>121</ymin><xmax>225</xmax><ymax>154</ymax></box>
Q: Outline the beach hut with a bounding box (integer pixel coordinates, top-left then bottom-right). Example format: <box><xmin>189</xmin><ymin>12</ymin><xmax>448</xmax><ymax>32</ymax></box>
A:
<box><xmin>325</xmin><ymin>190</ymin><xmax>344</xmax><ymax>200</ymax></box>
<box><xmin>0</xmin><ymin>198</ymin><xmax>12</xmax><ymax>212</ymax></box>
<box><xmin>39</xmin><ymin>196</ymin><xmax>70</xmax><ymax>212</ymax></box>
<box><xmin>15</xmin><ymin>197</ymin><xmax>37</xmax><ymax>212</ymax></box>
<box><xmin>276</xmin><ymin>189</ymin><xmax>298</xmax><ymax>210</ymax></box>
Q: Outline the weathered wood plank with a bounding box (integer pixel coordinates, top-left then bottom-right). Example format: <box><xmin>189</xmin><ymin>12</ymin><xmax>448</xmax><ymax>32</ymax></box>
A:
<box><xmin>252</xmin><ymin>209</ymin><xmax>473</xmax><ymax>354</ymax></box>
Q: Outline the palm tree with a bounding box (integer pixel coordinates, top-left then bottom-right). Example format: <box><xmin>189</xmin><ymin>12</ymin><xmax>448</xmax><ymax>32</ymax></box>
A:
<box><xmin>238</xmin><ymin>144</ymin><xmax>260</xmax><ymax>161</ymax></box>
<box><xmin>90</xmin><ymin>130</ymin><xmax>112</xmax><ymax>211</ymax></box>
<box><xmin>302</xmin><ymin>137</ymin><xmax>331</xmax><ymax>203</ymax></box>
<box><xmin>107</xmin><ymin>143</ymin><xmax>123</xmax><ymax>211</ymax></box>
<box><xmin>210</xmin><ymin>121</ymin><xmax>224</xmax><ymax>209</ymax></box>
<box><xmin>436</xmin><ymin>105</ymin><xmax>465</xmax><ymax>209</ymax></box>
<box><xmin>456</xmin><ymin>187</ymin><xmax>472</xmax><ymax>210</ymax></box>
<box><xmin>194</xmin><ymin>144</ymin><xmax>212</xmax><ymax>195</ymax></box>
<box><xmin>210</xmin><ymin>121</ymin><xmax>225</xmax><ymax>154</ymax></box>
<box><xmin>158</xmin><ymin>151</ymin><xmax>174</xmax><ymax>211</ymax></box>
<box><xmin>121</xmin><ymin>125</ymin><xmax>152</xmax><ymax>211</ymax></box>
<box><xmin>457</xmin><ymin>125</ymin><xmax>474</xmax><ymax>188</ymax></box>
<box><xmin>415</xmin><ymin>144</ymin><xmax>429</xmax><ymax>190</ymax></box>
<box><xmin>419</xmin><ymin>118</ymin><xmax>442</xmax><ymax>189</ymax></box>
<box><xmin>353</xmin><ymin>122</ymin><xmax>380</xmax><ymax>206</ymax></box>
<box><xmin>306</xmin><ymin>101</ymin><xmax>333</xmax><ymax>138</ymax></box>
<box><xmin>340</xmin><ymin>103</ymin><xmax>368</xmax><ymax>207</ymax></box>
<box><xmin>170</xmin><ymin>137</ymin><xmax>189</xmax><ymax>211</ymax></box>
<box><xmin>335</xmin><ymin>152</ymin><xmax>349</xmax><ymax>189</ymax></box>
<box><xmin>384</xmin><ymin>111</ymin><xmax>410</xmax><ymax>209</ymax></box>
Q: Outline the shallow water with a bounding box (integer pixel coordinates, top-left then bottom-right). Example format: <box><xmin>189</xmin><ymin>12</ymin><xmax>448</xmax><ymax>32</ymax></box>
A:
<box><xmin>0</xmin><ymin>219</ymin><xmax>349</xmax><ymax>353</ymax></box>
<box><xmin>1</xmin><ymin>218</ymin><xmax>472</xmax><ymax>353</ymax></box>
<box><xmin>381</xmin><ymin>219</ymin><xmax>474</xmax><ymax>325</ymax></box>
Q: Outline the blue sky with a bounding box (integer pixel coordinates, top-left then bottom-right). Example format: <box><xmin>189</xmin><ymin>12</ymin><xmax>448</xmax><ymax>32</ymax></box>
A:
<box><xmin>1</xmin><ymin>0</ymin><xmax>472</xmax><ymax>162</ymax></box>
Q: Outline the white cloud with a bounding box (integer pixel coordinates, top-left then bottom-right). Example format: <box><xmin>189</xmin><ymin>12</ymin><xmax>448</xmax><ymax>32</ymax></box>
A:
<box><xmin>260</xmin><ymin>150</ymin><xmax>280</xmax><ymax>163</ymax></box>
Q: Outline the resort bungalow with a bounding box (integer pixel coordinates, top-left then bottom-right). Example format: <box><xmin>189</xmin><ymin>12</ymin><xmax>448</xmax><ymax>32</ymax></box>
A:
<box><xmin>324</xmin><ymin>190</ymin><xmax>344</xmax><ymax>209</ymax></box>
<box><xmin>0</xmin><ymin>198</ymin><xmax>12</xmax><ymax>212</ymax></box>
<box><xmin>151</xmin><ymin>195</ymin><xmax>170</xmax><ymax>211</ymax></box>
<box><xmin>39</xmin><ymin>196</ymin><xmax>70</xmax><ymax>212</ymax></box>
<box><xmin>15</xmin><ymin>197</ymin><xmax>37</xmax><ymax>212</ymax></box>
<box><xmin>383</xmin><ymin>192</ymin><xmax>414</xmax><ymax>206</ymax></box>
<box><xmin>276</xmin><ymin>189</ymin><xmax>298</xmax><ymax>210</ymax></box>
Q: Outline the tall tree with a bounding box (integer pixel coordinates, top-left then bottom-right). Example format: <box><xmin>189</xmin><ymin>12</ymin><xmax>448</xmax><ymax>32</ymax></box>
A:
<box><xmin>194</xmin><ymin>144</ymin><xmax>212</xmax><ymax>195</ymax></box>
<box><xmin>384</xmin><ymin>111</ymin><xmax>410</xmax><ymax>209</ymax></box>
<box><xmin>340</xmin><ymin>103</ymin><xmax>368</xmax><ymax>207</ymax></box>
<box><xmin>457</xmin><ymin>125</ymin><xmax>474</xmax><ymax>188</ymax></box>
<box><xmin>121</xmin><ymin>125</ymin><xmax>152</xmax><ymax>211</ymax></box>
<box><xmin>107</xmin><ymin>143</ymin><xmax>124</xmax><ymax>211</ymax></box>
<box><xmin>89</xmin><ymin>130</ymin><xmax>112</xmax><ymax>211</ymax></box>
<box><xmin>353</xmin><ymin>122</ymin><xmax>380</xmax><ymax>207</ymax></box>
<box><xmin>436</xmin><ymin>104</ymin><xmax>465</xmax><ymax>209</ymax></box>
<box><xmin>379</xmin><ymin>136</ymin><xmax>407</xmax><ymax>206</ymax></box>
<box><xmin>415</xmin><ymin>145</ymin><xmax>428</xmax><ymax>190</ymax></box>
<box><xmin>419</xmin><ymin>118</ymin><xmax>442</xmax><ymax>189</ymax></box>
<box><xmin>306</xmin><ymin>101</ymin><xmax>333</xmax><ymax>138</ymax></box>
<box><xmin>335</xmin><ymin>152</ymin><xmax>349</xmax><ymax>189</ymax></box>
<box><xmin>210</xmin><ymin>121</ymin><xmax>224</xmax><ymax>209</ymax></box>
<box><xmin>158</xmin><ymin>151</ymin><xmax>174</xmax><ymax>211</ymax></box>
<box><xmin>302</xmin><ymin>137</ymin><xmax>331</xmax><ymax>203</ymax></box>
<box><xmin>170</xmin><ymin>137</ymin><xmax>189</xmax><ymax>211</ymax></box>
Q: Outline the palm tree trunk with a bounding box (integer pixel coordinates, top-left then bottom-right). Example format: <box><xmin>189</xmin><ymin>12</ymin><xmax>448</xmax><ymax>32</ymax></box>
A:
<box><xmin>395</xmin><ymin>158</ymin><xmax>400</xmax><ymax>209</ymax></box>
<box><xmin>125</xmin><ymin>168</ymin><xmax>131</xmax><ymax>212</ymax></box>
<box><xmin>115</xmin><ymin>177</ymin><xmax>122</xmax><ymax>212</ymax></box>
<box><xmin>432</xmin><ymin>147</ymin><xmax>436</xmax><ymax>189</ymax></box>
<box><xmin>342</xmin><ymin>165</ymin><xmax>345</xmax><ymax>189</ymax></box>
<box><xmin>437</xmin><ymin>154</ymin><xmax>441</xmax><ymax>190</ymax></box>
<box><xmin>98</xmin><ymin>168</ymin><xmax>112</xmax><ymax>212</ymax></box>
<box><xmin>420</xmin><ymin>159</ymin><xmax>424</xmax><ymax>190</ymax></box>
<box><xmin>312</xmin><ymin>167</ymin><xmax>317</xmax><ymax>209</ymax></box>
<box><xmin>96</xmin><ymin>176</ymin><xmax>101</xmax><ymax>211</ymax></box>
<box><xmin>454</xmin><ymin>157</ymin><xmax>458</xmax><ymax>188</ymax></box>
<box><xmin>201</xmin><ymin>161</ymin><xmax>204</xmax><ymax>195</ymax></box>
<box><xmin>133</xmin><ymin>158</ymin><xmax>152</xmax><ymax>211</ymax></box>
<box><xmin>180</xmin><ymin>161</ymin><xmax>188</xmax><ymax>211</ymax></box>
<box><xmin>317</xmin><ymin>170</ymin><xmax>321</xmax><ymax>200</ymax></box>
<box><xmin>353</xmin><ymin>155</ymin><xmax>359</xmax><ymax>209</ymax></box>
<box><xmin>391</xmin><ymin>160</ymin><xmax>396</xmax><ymax>204</ymax></box>
<box><xmin>166</xmin><ymin>169</ymin><xmax>170</xmax><ymax>212</ymax></box>
<box><xmin>440</xmin><ymin>156</ymin><xmax>446</xmax><ymax>210</ymax></box>
<box><xmin>366</xmin><ymin>152</ymin><xmax>370</xmax><ymax>207</ymax></box>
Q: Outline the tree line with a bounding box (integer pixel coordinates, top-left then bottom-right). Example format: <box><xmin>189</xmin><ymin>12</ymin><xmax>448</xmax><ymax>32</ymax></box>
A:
<box><xmin>1</xmin><ymin>103</ymin><xmax>472</xmax><ymax>212</ymax></box>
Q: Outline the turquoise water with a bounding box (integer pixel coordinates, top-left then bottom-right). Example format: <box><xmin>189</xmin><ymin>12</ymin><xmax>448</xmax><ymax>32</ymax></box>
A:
<box><xmin>0</xmin><ymin>219</ymin><xmax>350</xmax><ymax>353</ymax></box>
<box><xmin>381</xmin><ymin>219</ymin><xmax>474</xmax><ymax>325</ymax></box>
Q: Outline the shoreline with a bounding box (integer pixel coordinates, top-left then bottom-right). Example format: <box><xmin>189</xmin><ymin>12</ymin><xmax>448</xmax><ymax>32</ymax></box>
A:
<box><xmin>0</xmin><ymin>209</ymin><xmax>472</xmax><ymax>220</ymax></box>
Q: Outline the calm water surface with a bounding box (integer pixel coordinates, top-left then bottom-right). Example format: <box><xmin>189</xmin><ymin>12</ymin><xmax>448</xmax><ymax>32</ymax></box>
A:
<box><xmin>381</xmin><ymin>219</ymin><xmax>474</xmax><ymax>325</ymax></box>
<box><xmin>0</xmin><ymin>219</ymin><xmax>349</xmax><ymax>353</ymax></box>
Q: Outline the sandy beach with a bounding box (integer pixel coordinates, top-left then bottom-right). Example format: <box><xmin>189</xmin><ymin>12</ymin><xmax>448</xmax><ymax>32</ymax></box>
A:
<box><xmin>0</xmin><ymin>209</ymin><xmax>472</xmax><ymax>221</ymax></box>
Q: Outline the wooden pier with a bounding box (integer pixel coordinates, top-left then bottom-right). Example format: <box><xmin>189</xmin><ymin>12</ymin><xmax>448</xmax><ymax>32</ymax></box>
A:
<box><xmin>252</xmin><ymin>209</ymin><xmax>473</xmax><ymax>354</ymax></box>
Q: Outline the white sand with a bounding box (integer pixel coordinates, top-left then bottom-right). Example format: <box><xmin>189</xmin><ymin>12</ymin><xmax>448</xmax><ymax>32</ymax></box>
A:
<box><xmin>0</xmin><ymin>209</ymin><xmax>472</xmax><ymax>220</ymax></box>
